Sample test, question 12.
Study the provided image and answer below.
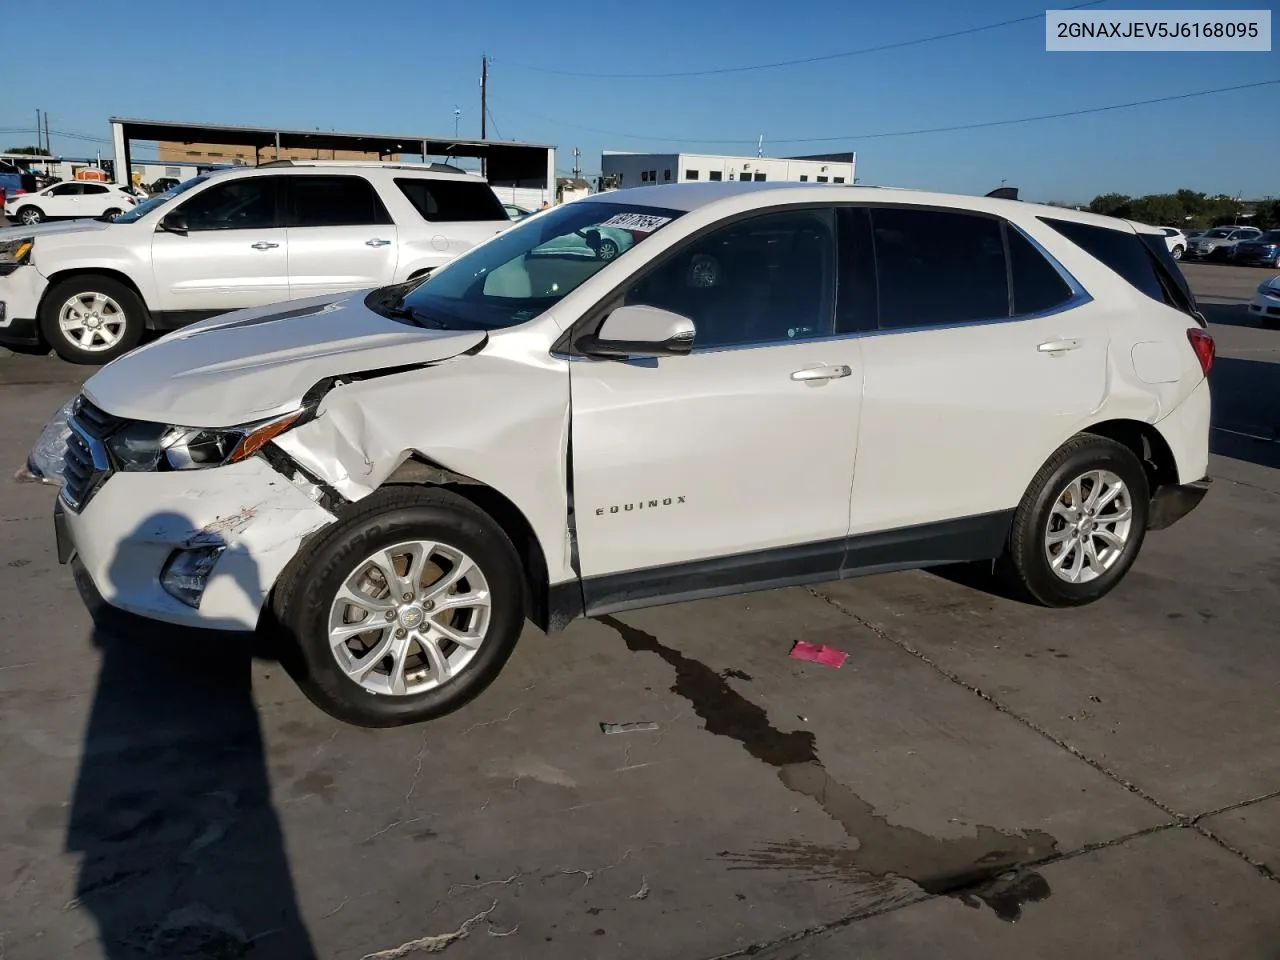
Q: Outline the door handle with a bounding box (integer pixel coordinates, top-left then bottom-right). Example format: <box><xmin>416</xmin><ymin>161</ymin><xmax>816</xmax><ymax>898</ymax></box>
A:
<box><xmin>1038</xmin><ymin>338</ymin><xmax>1082</xmax><ymax>353</ymax></box>
<box><xmin>365</xmin><ymin>238</ymin><xmax>392</xmax><ymax>247</ymax></box>
<box><xmin>791</xmin><ymin>364</ymin><xmax>852</xmax><ymax>382</ymax></box>
<box><xmin>251</xmin><ymin>241</ymin><xmax>279</xmax><ymax>250</ymax></box>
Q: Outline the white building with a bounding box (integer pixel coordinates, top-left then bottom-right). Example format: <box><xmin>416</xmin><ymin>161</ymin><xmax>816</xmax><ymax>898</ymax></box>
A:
<box><xmin>600</xmin><ymin>151</ymin><xmax>855</xmax><ymax>190</ymax></box>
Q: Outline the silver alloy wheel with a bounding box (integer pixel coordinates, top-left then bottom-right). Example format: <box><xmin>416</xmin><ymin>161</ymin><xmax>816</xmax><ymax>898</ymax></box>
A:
<box><xmin>597</xmin><ymin>240</ymin><xmax>619</xmax><ymax>261</ymax></box>
<box><xmin>1044</xmin><ymin>469</ymin><xmax>1134</xmax><ymax>584</ymax></box>
<box><xmin>20</xmin><ymin>207</ymin><xmax>41</xmax><ymax>225</ymax></box>
<box><xmin>1172</xmin><ymin>245</ymin><xmax>1183</xmax><ymax>261</ymax></box>
<box><xmin>58</xmin><ymin>292</ymin><xmax>127</xmax><ymax>352</ymax></box>
<box><xmin>327</xmin><ymin>539</ymin><xmax>492</xmax><ymax>697</ymax></box>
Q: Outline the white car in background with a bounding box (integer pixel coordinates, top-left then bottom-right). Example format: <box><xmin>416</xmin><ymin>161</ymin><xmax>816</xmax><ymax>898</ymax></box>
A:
<box><xmin>1156</xmin><ymin>226</ymin><xmax>1187</xmax><ymax>260</ymax></box>
<box><xmin>33</xmin><ymin>182</ymin><xmax>1213</xmax><ymax>727</ymax></box>
<box><xmin>5</xmin><ymin>181</ymin><xmax>138</xmax><ymax>226</ymax></box>
<box><xmin>0</xmin><ymin>161</ymin><xmax>513</xmax><ymax>363</ymax></box>
<box><xmin>1250</xmin><ymin>274</ymin><xmax>1280</xmax><ymax>325</ymax></box>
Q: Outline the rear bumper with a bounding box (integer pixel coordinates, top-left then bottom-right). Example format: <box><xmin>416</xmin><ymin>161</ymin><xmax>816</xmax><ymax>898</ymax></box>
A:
<box><xmin>1148</xmin><ymin>476</ymin><xmax>1211</xmax><ymax>531</ymax></box>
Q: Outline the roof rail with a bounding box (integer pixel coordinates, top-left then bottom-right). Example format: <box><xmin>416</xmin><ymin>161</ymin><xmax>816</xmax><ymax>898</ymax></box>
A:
<box><xmin>255</xmin><ymin>158</ymin><xmax>478</xmax><ymax>175</ymax></box>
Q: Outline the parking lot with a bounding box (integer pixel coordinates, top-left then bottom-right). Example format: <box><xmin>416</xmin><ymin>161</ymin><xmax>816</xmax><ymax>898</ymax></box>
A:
<box><xmin>0</xmin><ymin>262</ymin><xmax>1276</xmax><ymax>959</ymax></box>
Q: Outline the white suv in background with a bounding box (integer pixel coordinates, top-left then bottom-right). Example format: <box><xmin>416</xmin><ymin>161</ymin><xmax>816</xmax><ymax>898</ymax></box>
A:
<box><xmin>5</xmin><ymin>181</ymin><xmax>139</xmax><ymax>226</ymax></box>
<box><xmin>0</xmin><ymin>161</ymin><xmax>513</xmax><ymax>362</ymax></box>
<box><xmin>33</xmin><ymin>183</ymin><xmax>1213</xmax><ymax>727</ymax></box>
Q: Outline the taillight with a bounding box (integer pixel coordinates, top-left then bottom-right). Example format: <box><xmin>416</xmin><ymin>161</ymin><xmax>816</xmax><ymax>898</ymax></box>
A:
<box><xmin>1187</xmin><ymin>328</ymin><xmax>1215</xmax><ymax>377</ymax></box>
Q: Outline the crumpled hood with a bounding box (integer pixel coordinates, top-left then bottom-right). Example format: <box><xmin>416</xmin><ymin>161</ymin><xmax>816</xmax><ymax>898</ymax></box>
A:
<box><xmin>0</xmin><ymin>218</ymin><xmax>112</xmax><ymax>241</ymax></box>
<box><xmin>82</xmin><ymin>292</ymin><xmax>487</xmax><ymax>428</ymax></box>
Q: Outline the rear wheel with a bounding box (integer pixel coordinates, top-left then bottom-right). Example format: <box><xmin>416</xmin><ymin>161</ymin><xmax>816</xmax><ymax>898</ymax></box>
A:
<box><xmin>102</xmin><ymin>207</ymin><xmax>122</xmax><ymax>219</ymax></box>
<box><xmin>1171</xmin><ymin>245</ymin><xmax>1184</xmax><ymax>261</ymax></box>
<box><xmin>997</xmin><ymin>435</ymin><xmax>1150</xmax><ymax>607</ymax></box>
<box><xmin>596</xmin><ymin>238</ymin><xmax>620</xmax><ymax>261</ymax></box>
<box><xmin>39</xmin><ymin>274</ymin><xmax>147</xmax><ymax>364</ymax></box>
<box><xmin>271</xmin><ymin>487</ymin><xmax>527</xmax><ymax>727</ymax></box>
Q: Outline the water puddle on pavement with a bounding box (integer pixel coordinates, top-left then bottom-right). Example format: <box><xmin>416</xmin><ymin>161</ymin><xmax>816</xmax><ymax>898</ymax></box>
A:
<box><xmin>598</xmin><ymin>616</ymin><xmax>1059</xmax><ymax>921</ymax></box>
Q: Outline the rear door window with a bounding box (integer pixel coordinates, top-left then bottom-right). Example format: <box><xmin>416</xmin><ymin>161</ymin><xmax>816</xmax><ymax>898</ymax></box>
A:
<box><xmin>871</xmin><ymin>207</ymin><xmax>1008</xmax><ymax>329</ymax></box>
<box><xmin>286</xmin><ymin>175</ymin><xmax>391</xmax><ymax>227</ymax></box>
<box><xmin>394</xmin><ymin>178</ymin><xmax>508</xmax><ymax>222</ymax></box>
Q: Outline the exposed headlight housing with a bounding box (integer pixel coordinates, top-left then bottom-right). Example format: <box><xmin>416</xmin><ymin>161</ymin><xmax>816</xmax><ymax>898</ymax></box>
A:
<box><xmin>105</xmin><ymin>409</ymin><xmax>303</xmax><ymax>472</ymax></box>
<box><xmin>0</xmin><ymin>237</ymin><xmax>34</xmax><ymax>266</ymax></box>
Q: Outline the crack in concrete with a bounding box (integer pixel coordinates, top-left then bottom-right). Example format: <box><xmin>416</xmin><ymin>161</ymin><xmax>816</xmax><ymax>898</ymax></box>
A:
<box><xmin>807</xmin><ymin>587</ymin><xmax>1280</xmax><ymax>888</ymax></box>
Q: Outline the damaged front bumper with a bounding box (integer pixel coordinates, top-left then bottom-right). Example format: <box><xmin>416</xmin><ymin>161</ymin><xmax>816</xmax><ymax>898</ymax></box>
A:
<box><xmin>56</xmin><ymin>457</ymin><xmax>336</xmax><ymax>631</ymax></box>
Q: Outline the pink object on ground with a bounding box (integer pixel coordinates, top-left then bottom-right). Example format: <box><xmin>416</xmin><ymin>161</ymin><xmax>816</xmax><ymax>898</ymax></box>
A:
<box><xmin>789</xmin><ymin>641</ymin><xmax>849</xmax><ymax>668</ymax></box>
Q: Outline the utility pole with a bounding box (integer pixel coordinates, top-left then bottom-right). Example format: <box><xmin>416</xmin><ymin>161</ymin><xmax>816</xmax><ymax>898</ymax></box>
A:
<box><xmin>572</xmin><ymin>147</ymin><xmax>581</xmax><ymax>181</ymax></box>
<box><xmin>35</xmin><ymin>109</ymin><xmax>42</xmax><ymax>151</ymax></box>
<box><xmin>453</xmin><ymin>106</ymin><xmax>461</xmax><ymax>139</ymax></box>
<box><xmin>480</xmin><ymin>55</ymin><xmax>488</xmax><ymax>140</ymax></box>
<box><xmin>44</xmin><ymin>111</ymin><xmax>50</xmax><ymax>154</ymax></box>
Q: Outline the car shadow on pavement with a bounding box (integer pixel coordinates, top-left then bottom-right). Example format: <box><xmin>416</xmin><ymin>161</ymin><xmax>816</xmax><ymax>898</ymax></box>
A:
<box><xmin>1201</xmin><ymin>301</ymin><xmax>1272</xmax><ymax>330</ymax></box>
<box><xmin>1211</xmin><ymin>356</ymin><xmax>1280</xmax><ymax>469</ymax></box>
<box><xmin>65</xmin><ymin>515</ymin><xmax>316</xmax><ymax>959</ymax></box>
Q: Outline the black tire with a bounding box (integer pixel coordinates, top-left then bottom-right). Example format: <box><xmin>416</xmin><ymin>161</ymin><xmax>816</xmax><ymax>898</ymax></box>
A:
<box><xmin>102</xmin><ymin>207</ymin><xmax>122</xmax><ymax>219</ymax></box>
<box><xmin>269</xmin><ymin>486</ymin><xmax>527</xmax><ymax>727</ymax></box>
<box><xmin>1171</xmin><ymin>245</ymin><xmax>1184</xmax><ymax>261</ymax></box>
<box><xmin>996</xmin><ymin>435</ymin><xmax>1150</xmax><ymax>607</ymax></box>
<box><xmin>39</xmin><ymin>274</ymin><xmax>147</xmax><ymax>364</ymax></box>
<box><xmin>16</xmin><ymin>206</ymin><xmax>43</xmax><ymax>225</ymax></box>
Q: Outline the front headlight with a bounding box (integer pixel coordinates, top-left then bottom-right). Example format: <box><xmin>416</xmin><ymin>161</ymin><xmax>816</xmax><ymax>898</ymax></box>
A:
<box><xmin>0</xmin><ymin>236</ymin><xmax>34</xmax><ymax>265</ymax></box>
<box><xmin>106</xmin><ymin>410</ymin><xmax>303</xmax><ymax>472</ymax></box>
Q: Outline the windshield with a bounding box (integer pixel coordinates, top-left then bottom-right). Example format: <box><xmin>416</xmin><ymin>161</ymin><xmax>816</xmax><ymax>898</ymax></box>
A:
<box><xmin>111</xmin><ymin>175</ymin><xmax>210</xmax><ymax>224</ymax></box>
<box><xmin>389</xmin><ymin>200</ymin><xmax>684</xmax><ymax>330</ymax></box>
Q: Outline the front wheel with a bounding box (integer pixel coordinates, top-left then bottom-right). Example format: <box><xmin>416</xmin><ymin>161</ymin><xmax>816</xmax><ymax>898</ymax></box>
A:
<box><xmin>1171</xmin><ymin>245</ymin><xmax>1184</xmax><ymax>261</ymax></box>
<box><xmin>102</xmin><ymin>207</ymin><xmax>122</xmax><ymax>219</ymax></box>
<box><xmin>271</xmin><ymin>487</ymin><xmax>527</xmax><ymax>727</ymax></box>
<box><xmin>997</xmin><ymin>435</ymin><xmax>1150</xmax><ymax>607</ymax></box>
<box><xmin>596</xmin><ymin>238</ymin><xmax>620</xmax><ymax>261</ymax></box>
<box><xmin>17</xmin><ymin>206</ymin><xmax>43</xmax><ymax>225</ymax></box>
<box><xmin>39</xmin><ymin>274</ymin><xmax>147</xmax><ymax>364</ymax></box>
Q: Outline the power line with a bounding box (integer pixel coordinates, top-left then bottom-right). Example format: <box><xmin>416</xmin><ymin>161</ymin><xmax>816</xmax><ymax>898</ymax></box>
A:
<box><xmin>500</xmin><ymin>0</ymin><xmax>1105</xmax><ymax>79</ymax></box>
<box><xmin>497</xmin><ymin>79</ymin><xmax>1280</xmax><ymax>148</ymax></box>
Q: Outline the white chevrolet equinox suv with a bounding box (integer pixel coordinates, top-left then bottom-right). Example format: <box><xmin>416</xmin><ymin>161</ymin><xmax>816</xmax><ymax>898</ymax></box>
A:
<box><xmin>0</xmin><ymin>161</ymin><xmax>512</xmax><ymax>363</ymax></box>
<box><xmin>33</xmin><ymin>182</ymin><xmax>1214</xmax><ymax>727</ymax></box>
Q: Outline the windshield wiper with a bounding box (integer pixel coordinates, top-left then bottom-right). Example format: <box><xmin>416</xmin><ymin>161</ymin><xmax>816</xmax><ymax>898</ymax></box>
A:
<box><xmin>386</xmin><ymin>297</ymin><xmax>447</xmax><ymax>329</ymax></box>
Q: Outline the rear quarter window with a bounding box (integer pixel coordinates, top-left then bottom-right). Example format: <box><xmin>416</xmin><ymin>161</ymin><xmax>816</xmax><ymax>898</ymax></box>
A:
<box><xmin>394</xmin><ymin>178</ymin><xmax>508</xmax><ymax>223</ymax></box>
<box><xmin>1040</xmin><ymin>216</ymin><xmax>1200</xmax><ymax>323</ymax></box>
<box><xmin>1039</xmin><ymin>217</ymin><xmax>1166</xmax><ymax>303</ymax></box>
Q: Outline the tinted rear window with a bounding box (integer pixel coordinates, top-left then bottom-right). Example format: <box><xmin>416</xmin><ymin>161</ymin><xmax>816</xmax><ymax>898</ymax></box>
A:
<box><xmin>288</xmin><ymin>175</ymin><xmax>392</xmax><ymax>227</ymax></box>
<box><xmin>394</xmin><ymin>178</ymin><xmax>507</xmax><ymax>222</ymax></box>
<box><xmin>871</xmin><ymin>207</ymin><xmax>1008</xmax><ymax>329</ymax></box>
<box><xmin>1039</xmin><ymin>217</ymin><xmax>1166</xmax><ymax>304</ymax></box>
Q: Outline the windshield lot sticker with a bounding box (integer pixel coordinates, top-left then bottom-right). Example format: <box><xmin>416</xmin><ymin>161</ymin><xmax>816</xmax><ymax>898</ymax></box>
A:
<box><xmin>598</xmin><ymin>213</ymin><xmax>673</xmax><ymax>233</ymax></box>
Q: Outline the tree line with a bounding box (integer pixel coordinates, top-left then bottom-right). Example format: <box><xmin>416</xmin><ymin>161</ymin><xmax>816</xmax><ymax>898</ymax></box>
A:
<box><xmin>1087</xmin><ymin>189</ymin><xmax>1280</xmax><ymax>230</ymax></box>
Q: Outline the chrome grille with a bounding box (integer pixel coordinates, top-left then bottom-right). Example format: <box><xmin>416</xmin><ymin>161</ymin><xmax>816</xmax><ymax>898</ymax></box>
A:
<box><xmin>60</xmin><ymin>395</ymin><xmax>118</xmax><ymax>512</ymax></box>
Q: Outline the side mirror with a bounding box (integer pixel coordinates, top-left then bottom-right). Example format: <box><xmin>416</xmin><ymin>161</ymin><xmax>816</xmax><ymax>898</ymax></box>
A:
<box><xmin>159</xmin><ymin>212</ymin><xmax>188</xmax><ymax>235</ymax></box>
<box><xmin>575</xmin><ymin>305</ymin><xmax>695</xmax><ymax>359</ymax></box>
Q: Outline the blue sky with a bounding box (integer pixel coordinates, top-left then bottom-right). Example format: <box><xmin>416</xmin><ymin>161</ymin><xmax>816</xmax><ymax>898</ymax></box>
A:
<box><xmin>5</xmin><ymin>0</ymin><xmax>1277</xmax><ymax>200</ymax></box>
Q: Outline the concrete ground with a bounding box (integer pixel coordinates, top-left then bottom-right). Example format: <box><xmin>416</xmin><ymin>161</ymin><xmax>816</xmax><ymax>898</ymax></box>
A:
<box><xmin>0</xmin><ymin>263</ymin><xmax>1276</xmax><ymax>959</ymax></box>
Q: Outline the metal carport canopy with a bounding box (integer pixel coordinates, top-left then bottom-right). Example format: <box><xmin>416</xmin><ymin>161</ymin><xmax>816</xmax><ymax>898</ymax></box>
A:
<box><xmin>108</xmin><ymin>117</ymin><xmax>555</xmax><ymax>188</ymax></box>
